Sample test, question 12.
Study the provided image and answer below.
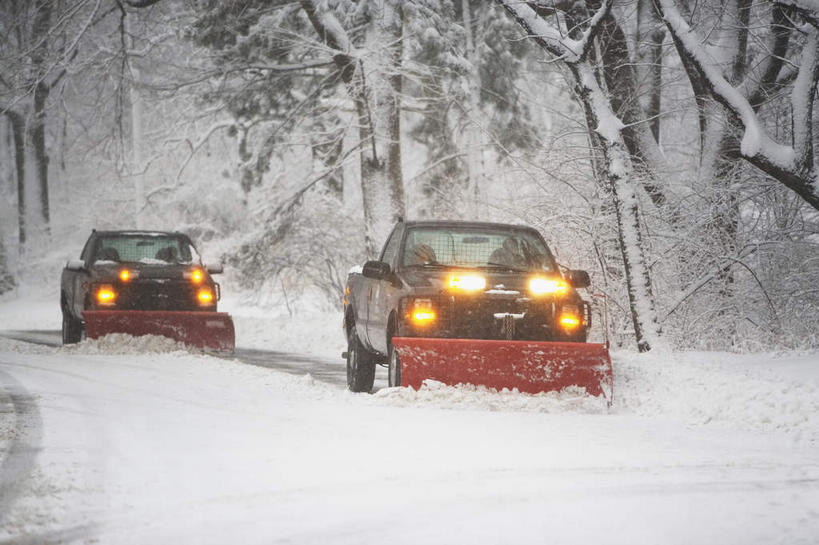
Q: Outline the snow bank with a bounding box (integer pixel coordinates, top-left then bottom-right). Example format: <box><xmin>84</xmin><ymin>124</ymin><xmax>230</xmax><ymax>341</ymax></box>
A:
<box><xmin>373</xmin><ymin>380</ymin><xmax>608</xmax><ymax>414</ymax></box>
<box><xmin>0</xmin><ymin>290</ymin><xmax>61</xmax><ymax>331</ymax></box>
<box><xmin>614</xmin><ymin>351</ymin><xmax>819</xmax><ymax>441</ymax></box>
<box><xmin>61</xmin><ymin>333</ymin><xmax>191</xmax><ymax>355</ymax></box>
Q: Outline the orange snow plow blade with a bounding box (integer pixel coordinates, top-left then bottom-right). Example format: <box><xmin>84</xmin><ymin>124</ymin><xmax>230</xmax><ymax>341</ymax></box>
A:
<box><xmin>392</xmin><ymin>337</ymin><xmax>612</xmax><ymax>398</ymax></box>
<box><xmin>83</xmin><ymin>310</ymin><xmax>235</xmax><ymax>353</ymax></box>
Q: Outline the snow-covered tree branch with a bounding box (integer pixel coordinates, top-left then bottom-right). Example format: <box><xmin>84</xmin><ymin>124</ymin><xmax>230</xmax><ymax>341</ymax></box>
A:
<box><xmin>495</xmin><ymin>0</ymin><xmax>663</xmax><ymax>351</ymax></box>
<box><xmin>657</xmin><ymin>0</ymin><xmax>819</xmax><ymax>211</ymax></box>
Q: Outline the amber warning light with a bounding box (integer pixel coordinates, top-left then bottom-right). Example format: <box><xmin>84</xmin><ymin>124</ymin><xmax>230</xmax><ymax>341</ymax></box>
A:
<box><xmin>96</xmin><ymin>285</ymin><xmax>116</xmax><ymax>306</ymax></box>
<box><xmin>529</xmin><ymin>277</ymin><xmax>568</xmax><ymax>296</ymax></box>
<box><xmin>559</xmin><ymin>314</ymin><xmax>581</xmax><ymax>329</ymax></box>
<box><xmin>448</xmin><ymin>274</ymin><xmax>486</xmax><ymax>292</ymax></box>
<box><xmin>410</xmin><ymin>299</ymin><xmax>436</xmax><ymax>324</ymax></box>
<box><xmin>197</xmin><ymin>289</ymin><xmax>214</xmax><ymax>305</ymax></box>
<box><xmin>412</xmin><ymin>310</ymin><xmax>436</xmax><ymax>323</ymax></box>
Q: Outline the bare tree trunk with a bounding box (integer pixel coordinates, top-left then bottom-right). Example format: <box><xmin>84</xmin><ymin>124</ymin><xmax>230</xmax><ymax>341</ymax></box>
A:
<box><xmin>0</xmin><ymin>233</ymin><xmax>14</xmax><ymax>294</ymax></box>
<box><xmin>354</xmin><ymin>51</ymin><xmax>405</xmax><ymax>257</ymax></box>
<box><xmin>462</xmin><ymin>0</ymin><xmax>485</xmax><ymax>215</ymax></box>
<box><xmin>30</xmin><ymin>0</ymin><xmax>53</xmax><ymax>234</ymax></box>
<box><xmin>122</xmin><ymin>8</ymin><xmax>146</xmax><ymax>229</ymax></box>
<box><xmin>589</xmin><ymin>0</ymin><xmax>668</xmax><ymax>208</ymax></box>
<box><xmin>494</xmin><ymin>0</ymin><xmax>663</xmax><ymax>351</ymax></box>
<box><xmin>636</xmin><ymin>0</ymin><xmax>664</xmax><ymax>142</ymax></box>
<box><xmin>5</xmin><ymin>111</ymin><xmax>26</xmax><ymax>247</ymax></box>
<box><xmin>31</xmin><ymin>81</ymin><xmax>50</xmax><ymax>232</ymax></box>
<box><xmin>572</xmin><ymin>63</ymin><xmax>662</xmax><ymax>351</ymax></box>
<box><xmin>385</xmin><ymin>4</ymin><xmax>405</xmax><ymax>222</ymax></box>
<box><xmin>300</xmin><ymin>0</ymin><xmax>406</xmax><ymax>257</ymax></box>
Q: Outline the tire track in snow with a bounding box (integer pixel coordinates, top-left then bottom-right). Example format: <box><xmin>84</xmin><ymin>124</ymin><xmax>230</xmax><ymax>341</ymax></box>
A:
<box><xmin>0</xmin><ymin>329</ymin><xmax>350</xmax><ymax>388</ymax></box>
<box><xmin>0</xmin><ymin>523</ymin><xmax>97</xmax><ymax>545</ymax></box>
<box><xmin>232</xmin><ymin>347</ymin><xmax>348</xmax><ymax>387</ymax></box>
<box><xmin>0</xmin><ymin>367</ymin><xmax>43</xmax><ymax>528</ymax></box>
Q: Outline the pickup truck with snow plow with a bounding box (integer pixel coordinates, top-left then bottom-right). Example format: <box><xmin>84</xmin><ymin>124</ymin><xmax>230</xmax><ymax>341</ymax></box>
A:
<box><xmin>60</xmin><ymin>230</ymin><xmax>235</xmax><ymax>352</ymax></box>
<box><xmin>343</xmin><ymin>220</ymin><xmax>613</xmax><ymax>397</ymax></box>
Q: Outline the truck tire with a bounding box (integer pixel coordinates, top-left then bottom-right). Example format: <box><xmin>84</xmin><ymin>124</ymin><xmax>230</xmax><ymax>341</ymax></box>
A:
<box><xmin>62</xmin><ymin>311</ymin><xmax>83</xmax><ymax>345</ymax></box>
<box><xmin>346</xmin><ymin>326</ymin><xmax>375</xmax><ymax>393</ymax></box>
<box><xmin>387</xmin><ymin>342</ymin><xmax>401</xmax><ymax>387</ymax></box>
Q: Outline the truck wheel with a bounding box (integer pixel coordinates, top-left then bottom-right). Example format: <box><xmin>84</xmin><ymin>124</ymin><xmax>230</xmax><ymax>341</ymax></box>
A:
<box><xmin>387</xmin><ymin>343</ymin><xmax>401</xmax><ymax>387</ymax></box>
<box><xmin>62</xmin><ymin>311</ymin><xmax>83</xmax><ymax>344</ymax></box>
<box><xmin>346</xmin><ymin>326</ymin><xmax>375</xmax><ymax>393</ymax></box>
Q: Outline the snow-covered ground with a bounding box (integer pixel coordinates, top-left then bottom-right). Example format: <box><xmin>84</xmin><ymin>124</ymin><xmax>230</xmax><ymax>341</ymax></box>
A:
<box><xmin>0</xmin><ymin>345</ymin><xmax>816</xmax><ymax>543</ymax></box>
<box><xmin>1</xmin><ymin>290</ymin><xmax>818</xmax><ymax>544</ymax></box>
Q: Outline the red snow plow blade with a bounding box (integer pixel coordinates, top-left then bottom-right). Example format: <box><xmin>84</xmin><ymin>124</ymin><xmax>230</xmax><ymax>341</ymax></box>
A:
<box><xmin>392</xmin><ymin>337</ymin><xmax>612</xmax><ymax>398</ymax></box>
<box><xmin>83</xmin><ymin>310</ymin><xmax>235</xmax><ymax>353</ymax></box>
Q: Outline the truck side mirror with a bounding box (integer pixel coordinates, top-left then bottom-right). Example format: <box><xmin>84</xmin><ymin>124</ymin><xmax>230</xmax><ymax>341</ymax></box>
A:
<box><xmin>567</xmin><ymin>270</ymin><xmax>590</xmax><ymax>288</ymax></box>
<box><xmin>362</xmin><ymin>260</ymin><xmax>391</xmax><ymax>280</ymax></box>
<box><xmin>65</xmin><ymin>259</ymin><xmax>86</xmax><ymax>272</ymax></box>
<box><xmin>205</xmin><ymin>262</ymin><xmax>224</xmax><ymax>274</ymax></box>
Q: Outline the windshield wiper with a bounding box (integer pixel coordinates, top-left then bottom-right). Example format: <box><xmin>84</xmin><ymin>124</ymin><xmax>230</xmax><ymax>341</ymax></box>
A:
<box><xmin>483</xmin><ymin>262</ymin><xmax>530</xmax><ymax>273</ymax></box>
<box><xmin>405</xmin><ymin>262</ymin><xmax>446</xmax><ymax>268</ymax></box>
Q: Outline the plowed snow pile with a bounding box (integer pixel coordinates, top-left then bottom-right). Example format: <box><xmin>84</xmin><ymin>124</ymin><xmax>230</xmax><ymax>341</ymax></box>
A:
<box><xmin>374</xmin><ymin>380</ymin><xmax>608</xmax><ymax>414</ymax></box>
<box><xmin>367</xmin><ymin>350</ymin><xmax>818</xmax><ymax>441</ymax></box>
<box><xmin>61</xmin><ymin>333</ymin><xmax>191</xmax><ymax>354</ymax></box>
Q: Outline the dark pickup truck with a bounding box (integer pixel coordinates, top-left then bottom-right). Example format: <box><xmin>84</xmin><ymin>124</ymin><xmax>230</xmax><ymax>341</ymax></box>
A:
<box><xmin>60</xmin><ymin>230</ymin><xmax>223</xmax><ymax>344</ymax></box>
<box><xmin>343</xmin><ymin>220</ymin><xmax>593</xmax><ymax>392</ymax></box>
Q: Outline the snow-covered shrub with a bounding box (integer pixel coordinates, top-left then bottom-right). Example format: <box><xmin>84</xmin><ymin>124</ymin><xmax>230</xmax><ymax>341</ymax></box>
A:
<box><xmin>228</xmin><ymin>187</ymin><xmax>365</xmax><ymax>309</ymax></box>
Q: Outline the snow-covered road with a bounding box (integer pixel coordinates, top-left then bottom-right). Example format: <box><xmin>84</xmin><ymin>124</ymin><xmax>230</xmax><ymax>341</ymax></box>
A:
<box><xmin>0</xmin><ymin>336</ymin><xmax>818</xmax><ymax>544</ymax></box>
<box><xmin>0</xmin><ymin>329</ymin><xmax>350</xmax><ymax>388</ymax></box>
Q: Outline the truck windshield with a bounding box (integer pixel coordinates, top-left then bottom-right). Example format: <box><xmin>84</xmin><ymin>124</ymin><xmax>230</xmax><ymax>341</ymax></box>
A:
<box><xmin>91</xmin><ymin>235</ymin><xmax>199</xmax><ymax>265</ymax></box>
<box><xmin>401</xmin><ymin>227</ymin><xmax>557</xmax><ymax>272</ymax></box>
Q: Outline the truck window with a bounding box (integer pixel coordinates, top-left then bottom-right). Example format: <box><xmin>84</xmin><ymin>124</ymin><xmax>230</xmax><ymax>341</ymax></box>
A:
<box><xmin>80</xmin><ymin>237</ymin><xmax>95</xmax><ymax>262</ymax></box>
<box><xmin>379</xmin><ymin>228</ymin><xmax>402</xmax><ymax>267</ymax></box>
<box><xmin>91</xmin><ymin>235</ymin><xmax>198</xmax><ymax>265</ymax></box>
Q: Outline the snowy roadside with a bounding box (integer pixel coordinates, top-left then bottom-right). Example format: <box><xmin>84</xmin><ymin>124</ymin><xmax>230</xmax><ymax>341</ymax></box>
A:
<box><xmin>1</xmin><ymin>325</ymin><xmax>817</xmax><ymax>443</ymax></box>
<box><xmin>1</xmin><ymin>337</ymin><xmax>818</xmax><ymax>545</ymax></box>
<box><xmin>615</xmin><ymin>350</ymin><xmax>819</xmax><ymax>442</ymax></box>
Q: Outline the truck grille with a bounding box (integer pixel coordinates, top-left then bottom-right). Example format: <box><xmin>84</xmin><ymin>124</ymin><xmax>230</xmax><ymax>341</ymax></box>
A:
<box><xmin>403</xmin><ymin>294</ymin><xmax>555</xmax><ymax>341</ymax></box>
<box><xmin>118</xmin><ymin>280</ymin><xmax>199</xmax><ymax>311</ymax></box>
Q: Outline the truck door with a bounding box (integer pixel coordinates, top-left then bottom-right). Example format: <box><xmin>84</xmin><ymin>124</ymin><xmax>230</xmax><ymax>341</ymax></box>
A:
<box><xmin>366</xmin><ymin>226</ymin><xmax>402</xmax><ymax>354</ymax></box>
<box><xmin>73</xmin><ymin>237</ymin><xmax>96</xmax><ymax>318</ymax></box>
